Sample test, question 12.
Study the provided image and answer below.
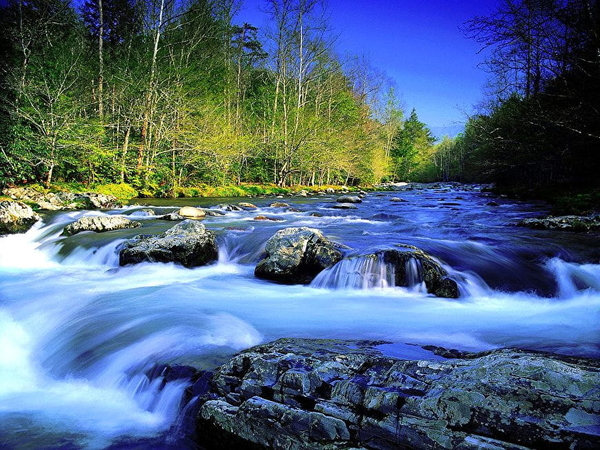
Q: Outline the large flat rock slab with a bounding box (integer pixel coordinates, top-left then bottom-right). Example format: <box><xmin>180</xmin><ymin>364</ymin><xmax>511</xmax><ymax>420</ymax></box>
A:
<box><xmin>197</xmin><ymin>338</ymin><xmax>600</xmax><ymax>450</ymax></box>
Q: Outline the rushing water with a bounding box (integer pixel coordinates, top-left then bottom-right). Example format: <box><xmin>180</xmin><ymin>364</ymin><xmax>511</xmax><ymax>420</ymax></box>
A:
<box><xmin>1</xmin><ymin>184</ymin><xmax>599</xmax><ymax>449</ymax></box>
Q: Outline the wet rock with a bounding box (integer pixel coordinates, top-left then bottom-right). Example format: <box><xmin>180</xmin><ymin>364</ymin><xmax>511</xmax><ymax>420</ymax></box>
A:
<box><xmin>203</xmin><ymin>209</ymin><xmax>226</xmax><ymax>217</ymax></box>
<box><xmin>62</xmin><ymin>215</ymin><xmax>142</xmax><ymax>236</ymax></box>
<box><xmin>518</xmin><ymin>215</ymin><xmax>600</xmax><ymax>231</ymax></box>
<box><xmin>337</xmin><ymin>195</ymin><xmax>362</xmax><ymax>203</ymax></box>
<box><xmin>254</xmin><ymin>216</ymin><xmax>284</xmax><ymax>222</ymax></box>
<box><xmin>380</xmin><ymin>245</ymin><xmax>459</xmax><ymax>298</ymax></box>
<box><xmin>196</xmin><ymin>338</ymin><xmax>600</xmax><ymax>450</ymax></box>
<box><xmin>391</xmin><ymin>197</ymin><xmax>408</xmax><ymax>202</ymax></box>
<box><xmin>325</xmin><ymin>188</ymin><xmax>335</xmax><ymax>194</ymax></box>
<box><xmin>239</xmin><ymin>202</ymin><xmax>257</xmax><ymax>209</ymax></box>
<box><xmin>0</xmin><ymin>200</ymin><xmax>41</xmax><ymax>234</ymax></box>
<box><xmin>3</xmin><ymin>187</ymin><xmax>119</xmax><ymax>210</ymax></box>
<box><xmin>255</xmin><ymin>227</ymin><xmax>344</xmax><ymax>284</ymax></box>
<box><xmin>134</xmin><ymin>209</ymin><xmax>156</xmax><ymax>216</ymax></box>
<box><xmin>331</xmin><ymin>204</ymin><xmax>358</xmax><ymax>210</ymax></box>
<box><xmin>119</xmin><ymin>219</ymin><xmax>218</xmax><ymax>268</ymax></box>
<box><xmin>178</xmin><ymin>206</ymin><xmax>206</xmax><ymax>219</ymax></box>
<box><xmin>270</xmin><ymin>202</ymin><xmax>290</xmax><ymax>208</ymax></box>
<box><xmin>297</xmin><ymin>190</ymin><xmax>309</xmax><ymax>197</ymax></box>
<box><xmin>159</xmin><ymin>212</ymin><xmax>185</xmax><ymax>221</ymax></box>
<box><xmin>216</xmin><ymin>204</ymin><xmax>243</xmax><ymax>212</ymax></box>
<box><xmin>486</xmin><ymin>201</ymin><xmax>500</xmax><ymax>207</ymax></box>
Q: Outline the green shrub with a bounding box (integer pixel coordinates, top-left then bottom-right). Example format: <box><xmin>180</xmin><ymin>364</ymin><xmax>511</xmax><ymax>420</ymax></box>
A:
<box><xmin>92</xmin><ymin>183</ymin><xmax>139</xmax><ymax>200</ymax></box>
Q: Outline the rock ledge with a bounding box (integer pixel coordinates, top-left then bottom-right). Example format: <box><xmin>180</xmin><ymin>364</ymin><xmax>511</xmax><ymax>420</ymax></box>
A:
<box><xmin>197</xmin><ymin>338</ymin><xmax>600</xmax><ymax>450</ymax></box>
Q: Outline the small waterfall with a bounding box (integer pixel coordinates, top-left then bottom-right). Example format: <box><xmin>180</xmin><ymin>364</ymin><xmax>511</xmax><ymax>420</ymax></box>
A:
<box><xmin>546</xmin><ymin>258</ymin><xmax>600</xmax><ymax>298</ymax></box>
<box><xmin>311</xmin><ymin>254</ymin><xmax>396</xmax><ymax>289</ymax></box>
<box><xmin>405</xmin><ymin>257</ymin><xmax>428</xmax><ymax>293</ymax></box>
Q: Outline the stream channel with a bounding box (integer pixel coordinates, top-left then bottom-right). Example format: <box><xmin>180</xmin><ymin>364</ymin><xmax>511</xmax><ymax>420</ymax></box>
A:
<box><xmin>1</xmin><ymin>183</ymin><xmax>599</xmax><ymax>448</ymax></box>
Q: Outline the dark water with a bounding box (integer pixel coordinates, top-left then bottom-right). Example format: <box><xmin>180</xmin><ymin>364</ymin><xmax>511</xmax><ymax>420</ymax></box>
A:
<box><xmin>1</xmin><ymin>183</ymin><xmax>598</xmax><ymax>449</ymax></box>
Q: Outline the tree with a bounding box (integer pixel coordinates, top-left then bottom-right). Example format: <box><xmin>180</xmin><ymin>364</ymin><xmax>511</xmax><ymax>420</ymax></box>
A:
<box><xmin>390</xmin><ymin>109</ymin><xmax>435</xmax><ymax>181</ymax></box>
<box><xmin>462</xmin><ymin>0</ymin><xmax>600</xmax><ymax>190</ymax></box>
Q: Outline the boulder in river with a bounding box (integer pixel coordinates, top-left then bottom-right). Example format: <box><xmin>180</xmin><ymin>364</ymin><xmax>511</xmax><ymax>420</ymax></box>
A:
<box><xmin>197</xmin><ymin>338</ymin><xmax>600</xmax><ymax>450</ymax></box>
<box><xmin>518</xmin><ymin>215</ymin><xmax>600</xmax><ymax>231</ymax></box>
<box><xmin>119</xmin><ymin>219</ymin><xmax>218</xmax><ymax>268</ymax></box>
<box><xmin>337</xmin><ymin>195</ymin><xmax>362</xmax><ymax>203</ymax></box>
<box><xmin>255</xmin><ymin>227</ymin><xmax>344</xmax><ymax>284</ymax></box>
<box><xmin>0</xmin><ymin>200</ymin><xmax>41</xmax><ymax>234</ymax></box>
<box><xmin>381</xmin><ymin>245</ymin><xmax>459</xmax><ymax>298</ymax></box>
<box><xmin>178</xmin><ymin>206</ymin><xmax>206</xmax><ymax>219</ymax></box>
<box><xmin>311</xmin><ymin>245</ymin><xmax>459</xmax><ymax>298</ymax></box>
<box><xmin>62</xmin><ymin>215</ymin><xmax>142</xmax><ymax>236</ymax></box>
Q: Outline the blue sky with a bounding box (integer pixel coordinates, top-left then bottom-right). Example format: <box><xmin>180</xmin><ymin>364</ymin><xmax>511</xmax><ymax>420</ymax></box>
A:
<box><xmin>235</xmin><ymin>0</ymin><xmax>499</xmax><ymax>130</ymax></box>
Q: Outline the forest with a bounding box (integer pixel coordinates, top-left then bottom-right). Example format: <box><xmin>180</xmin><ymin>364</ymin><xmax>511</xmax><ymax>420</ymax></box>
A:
<box><xmin>0</xmin><ymin>0</ymin><xmax>598</xmax><ymax>199</ymax></box>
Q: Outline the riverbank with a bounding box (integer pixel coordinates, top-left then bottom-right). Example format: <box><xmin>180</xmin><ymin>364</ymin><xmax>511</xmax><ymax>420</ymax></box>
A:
<box><xmin>0</xmin><ymin>182</ymin><xmax>371</xmax><ymax>207</ymax></box>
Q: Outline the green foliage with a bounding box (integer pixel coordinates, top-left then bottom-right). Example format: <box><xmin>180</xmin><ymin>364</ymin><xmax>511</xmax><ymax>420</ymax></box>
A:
<box><xmin>390</xmin><ymin>109</ymin><xmax>436</xmax><ymax>181</ymax></box>
<box><xmin>0</xmin><ymin>0</ymin><xmax>417</xmax><ymax>192</ymax></box>
<box><xmin>92</xmin><ymin>183</ymin><xmax>138</xmax><ymax>200</ymax></box>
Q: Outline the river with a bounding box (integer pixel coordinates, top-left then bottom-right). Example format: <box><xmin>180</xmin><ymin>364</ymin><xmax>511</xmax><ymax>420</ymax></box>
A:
<box><xmin>1</xmin><ymin>183</ymin><xmax>599</xmax><ymax>449</ymax></box>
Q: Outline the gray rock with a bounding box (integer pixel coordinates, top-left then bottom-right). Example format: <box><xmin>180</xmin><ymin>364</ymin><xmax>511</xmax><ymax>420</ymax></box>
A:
<box><xmin>380</xmin><ymin>245</ymin><xmax>459</xmax><ymax>298</ymax></box>
<box><xmin>119</xmin><ymin>219</ymin><xmax>218</xmax><ymax>268</ymax></box>
<box><xmin>3</xmin><ymin>187</ymin><xmax>119</xmax><ymax>210</ymax></box>
<box><xmin>255</xmin><ymin>227</ymin><xmax>344</xmax><ymax>284</ymax></box>
<box><xmin>215</xmin><ymin>204</ymin><xmax>243</xmax><ymax>212</ymax></box>
<box><xmin>62</xmin><ymin>215</ymin><xmax>142</xmax><ymax>236</ymax></box>
<box><xmin>0</xmin><ymin>200</ymin><xmax>41</xmax><ymax>234</ymax></box>
<box><xmin>518</xmin><ymin>215</ymin><xmax>600</xmax><ymax>231</ymax></box>
<box><xmin>160</xmin><ymin>212</ymin><xmax>186</xmax><ymax>221</ymax></box>
<box><xmin>337</xmin><ymin>195</ymin><xmax>362</xmax><ymax>203</ymax></box>
<box><xmin>196</xmin><ymin>338</ymin><xmax>600</xmax><ymax>450</ymax></box>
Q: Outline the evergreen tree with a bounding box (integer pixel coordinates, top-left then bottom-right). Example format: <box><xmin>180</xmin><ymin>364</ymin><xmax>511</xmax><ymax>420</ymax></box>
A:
<box><xmin>390</xmin><ymin>108</ymin><xmax>435</xmax><ymax>181</ymax></box>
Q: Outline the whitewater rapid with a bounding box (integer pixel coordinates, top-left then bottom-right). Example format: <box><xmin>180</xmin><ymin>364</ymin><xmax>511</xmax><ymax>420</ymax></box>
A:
<box><xmin>1</xmin><ymin>186</ymin><xmax>598</xmax><ymax>448</ymax></box>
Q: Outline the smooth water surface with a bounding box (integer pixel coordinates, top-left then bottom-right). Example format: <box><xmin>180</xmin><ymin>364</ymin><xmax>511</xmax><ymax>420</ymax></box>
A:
<box><xmin>1</xmin><ymin>184</ymin><xmax>599</xmax><ymax>448</ymax></box>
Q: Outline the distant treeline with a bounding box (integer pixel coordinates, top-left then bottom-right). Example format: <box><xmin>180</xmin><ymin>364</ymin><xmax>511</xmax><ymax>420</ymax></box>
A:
<box><xmin>0</xmin><ymin>0</ymin><xmax>598</xmax><ymax>197</ymax></box>
<box><xmin>441</xmin><ymin>0</ymin><xmax>600</xmax><ymax>195</ymax></box>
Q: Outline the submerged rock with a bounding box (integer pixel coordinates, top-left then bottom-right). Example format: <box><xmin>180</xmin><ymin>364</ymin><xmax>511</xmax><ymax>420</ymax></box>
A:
<box><xmin>62</xmin><ymin>215</ymin><xmax>141</xmax><ymax>236</ymax></box>
<box><xmin>255</xmin><ymin>227</ymin><xmax>344</xmax><ymax>284</ymax></box>
<box><xmin>0</xmin><ymin>200</ymin><xmax>41</xmax><ymax>234</ymax></box>
<box><xmin>518</xmin><ymin>215</ymin><xmax>600</xmax><ymax>231</ymax></box>
<box><xmin>197</xmin><ymin>338</ymin><xmax>600</xmax><ymax>450</ymax></box>
<box><xmin>3</xmin><ymin>187</ymin><xmax>119</xmax><ymax>210</ymax></box>
<box><xmin>119</xmin><ymin>219</ymin><xmax>218</xmax><ymax>268</ymax></box>
<box><xmin>331</xmin><ymin>203</ymin><xmax>358</xmax><ymax>209</ymax></box>
<box><xmin>254</xmin><ymin>215</ymin><xmax>284</xmax><ymax>222</ymax></box>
